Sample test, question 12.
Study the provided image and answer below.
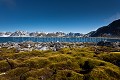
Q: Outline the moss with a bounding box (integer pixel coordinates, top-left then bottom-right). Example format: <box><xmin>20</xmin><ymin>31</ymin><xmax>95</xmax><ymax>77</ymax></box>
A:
<box><xmin>13</xmin><ymin>52</ymin><xmax>31</xmax><ymax>59</ymax></box>
<box><xmin>85</xmin><ymin>66</ymin><xmax>120</xmax><ymax>80</ymax></box>
<box><xmin>105</xmin><ymin>68</ymin><xmax>120</xmax><ymax>79</ymax></box>
<box><xmin>48</xmin><ymin>54</ymin><xmax>74</xmax><ymax>62</ymax></box>
<box><xmin>72</xmin><ymin>52</ymin><xmax>94</xmax><ymax>58</ymax></box>
<box><xmin>23</xmin><ymin>68</ymin><xmax>53</xmax><ymax>80</ymax></box>
<box><xmin>59</xmin><ymin>48</ymin><xmax>71</xmax><ymax>54</ymax></box>
<box><xmin>0</xmin><ymin>77</ymin><xmax>9</xmax><ymax>80</ymax></box>
<box><xmin>0</xmin><ymin>48</ymin><xmax>17</xmax><ymax>54</ymax></box>
<box><xmin>0</xmin><ymin>47</ymin><xmax>120</xmax><ymax>80</ymax></box>
<box><xmin>23</xmin><ymin>57</ymin><xmax>50</xmax><ymax>69</ymax></box>
<box><xmin>42</xmin><ymin>50</ymin><xmax>53</xmax><ymax>54</ymax></box>
<box><xmin>0</xmin><ymin>60</ymin><xmax>10</xmax><ymax>72</ymax></box>
<box><xmin>4</xmin><ymin>67</ymin><xmax>30</xmax><ymax>80</ymax></box>
<box><xmin>55</xmin><ymin>70</ymin><xmax>84</xmax><ymax>80</ymax></box>
<box><xmin>49</xmin><ymin>60</ymin><xmax>81</xmax><ymax>72</ymax></box>
<box><xmin>98</xmin><ymin>52</ymin><xmax>120</xmax><ymax>67</ymax></box>
<box><xmin>12</xmin><ymin>50</ymin><xmax>44</xmax><ymax>60</ymax></box>
<box><xmin>26</xmin><ymin>77</ymin><xmax>39</xmax><ymax>80</ymax></box>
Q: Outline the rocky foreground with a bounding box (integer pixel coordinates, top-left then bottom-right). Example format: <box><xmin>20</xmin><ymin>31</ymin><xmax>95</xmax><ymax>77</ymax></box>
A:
<box><xmin>0</xmin><ymin>46</ymin><xmax>120</xmax><ymax>80</ymax></box>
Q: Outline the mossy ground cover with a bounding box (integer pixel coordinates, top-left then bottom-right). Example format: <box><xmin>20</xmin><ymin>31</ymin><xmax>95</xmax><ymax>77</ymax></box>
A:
<box><xmin>0</xmin><ymin>47</ymin><xmax>120</xmax><ymax>80</ymax></box>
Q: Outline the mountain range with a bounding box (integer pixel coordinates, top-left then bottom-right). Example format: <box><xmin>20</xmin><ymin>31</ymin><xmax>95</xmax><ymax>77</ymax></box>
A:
<box><xmin>0</xmin><ymin>31</ymin><xmax>83</xmax><ymax>37</ymax></box>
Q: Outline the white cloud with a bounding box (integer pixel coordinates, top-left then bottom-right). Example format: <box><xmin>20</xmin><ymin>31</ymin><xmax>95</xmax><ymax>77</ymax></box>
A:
<box><xmin>104</xmin><ymin>13</ymin><xmax>120</xmax><ymax>23</ymax></box>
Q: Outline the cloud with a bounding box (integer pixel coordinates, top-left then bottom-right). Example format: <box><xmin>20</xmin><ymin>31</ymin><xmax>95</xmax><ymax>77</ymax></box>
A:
<box><xmin>0</xmin><ymin>0</ymin><xmax>16</xmax><ymax>8</ymax></box>
<box><xmin>104</xmin><ymin>13</ymin><xmax>120</xmax><ymax>22</ymax></box>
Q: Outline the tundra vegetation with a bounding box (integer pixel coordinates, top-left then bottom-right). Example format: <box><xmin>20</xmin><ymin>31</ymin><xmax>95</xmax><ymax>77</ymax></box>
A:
<box><xmin>0</xmin><ymin>46</ymin><xmax>120</xmax><ymax>80</ymax></box>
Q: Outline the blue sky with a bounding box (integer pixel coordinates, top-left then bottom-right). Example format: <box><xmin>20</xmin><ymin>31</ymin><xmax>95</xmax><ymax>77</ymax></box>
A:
<box><xmin>0</xmin><ymin>0</ymin><xmax>120</xmax><ymax>33</ymax></box>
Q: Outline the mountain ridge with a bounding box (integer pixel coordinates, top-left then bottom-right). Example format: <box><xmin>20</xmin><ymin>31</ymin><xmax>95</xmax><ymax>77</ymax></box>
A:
<box><xmin>90</xmin><ymin>19</ymin><xmax>120</xmax><ymax>37</ymax></box>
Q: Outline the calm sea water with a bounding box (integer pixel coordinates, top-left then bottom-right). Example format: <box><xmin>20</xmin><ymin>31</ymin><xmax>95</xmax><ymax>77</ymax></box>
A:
<box><xmin>0</xmin><ymin>37</ymin><xmax>119</xmax><ymax>43</ymax></box>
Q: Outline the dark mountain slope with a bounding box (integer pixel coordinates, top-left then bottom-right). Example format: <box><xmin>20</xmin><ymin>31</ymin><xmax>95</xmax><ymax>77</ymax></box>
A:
<box><xmin>90</xmin><ymin>19</ymin><xmax>120</xmax><ymax>37</ymax></box>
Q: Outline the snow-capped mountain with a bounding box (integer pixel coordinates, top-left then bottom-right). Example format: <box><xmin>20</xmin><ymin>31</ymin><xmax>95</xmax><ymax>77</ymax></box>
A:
<box><xmin>10</xmin><ymin>31</ymin><xmax>29</xmax><ymax>37</ymax></box>
<box><xmin>0</xmin><ymin>31</ymin><xmax>84</xmax><ymax>37</ymax></box>
<box><xmin>0</xmin><ymin>32</ymin><xmax>12</xmax><ymax>37</ymax></box>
